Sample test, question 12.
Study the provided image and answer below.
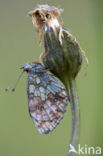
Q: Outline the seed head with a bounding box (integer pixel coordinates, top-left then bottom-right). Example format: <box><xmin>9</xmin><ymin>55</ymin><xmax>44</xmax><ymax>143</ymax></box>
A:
<box><xmin>29</xmin><ymin>5</ymin><xmax>87</xmax><ymax>86</ymax></box>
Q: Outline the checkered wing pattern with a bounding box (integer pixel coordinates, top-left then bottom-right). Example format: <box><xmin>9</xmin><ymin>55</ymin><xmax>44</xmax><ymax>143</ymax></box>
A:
<box><xmin>27</xmin><ymin>70</ymin><xmax>68</xmax><ymax>134</ymax></box>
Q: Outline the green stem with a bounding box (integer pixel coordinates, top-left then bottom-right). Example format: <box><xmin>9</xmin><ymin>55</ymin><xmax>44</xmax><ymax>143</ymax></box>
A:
<box><xmin>66</xmin><ymin>80</ymin><xmax>80</xmax><ymax>156</ymax></box>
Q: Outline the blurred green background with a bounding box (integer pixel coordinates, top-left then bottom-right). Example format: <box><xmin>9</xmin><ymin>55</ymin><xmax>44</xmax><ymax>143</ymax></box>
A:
<box><xmin>0</xmin><ymin>0</ymin><xmax>103</xmax><ymax>156</ymax></box>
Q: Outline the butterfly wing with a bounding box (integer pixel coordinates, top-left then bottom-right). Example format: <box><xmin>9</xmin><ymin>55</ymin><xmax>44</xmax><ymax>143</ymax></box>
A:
<box><xmin>27</xmin><ymin>72</ymin><xmax>68</xmax><ymax>134</ymax></box>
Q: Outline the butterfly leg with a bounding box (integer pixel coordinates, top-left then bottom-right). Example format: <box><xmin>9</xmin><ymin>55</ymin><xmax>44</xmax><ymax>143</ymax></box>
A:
<box><xmin>32</xmin><ymin>51</ymin><xmax>50</xmax><ymax>65</ymax></box>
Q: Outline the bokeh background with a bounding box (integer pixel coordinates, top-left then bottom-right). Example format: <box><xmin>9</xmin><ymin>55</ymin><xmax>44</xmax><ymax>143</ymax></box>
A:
<box><xmin>0</xmin><ymin>0</ymin><xmax>103</xmax><ymax>156</ymax></box>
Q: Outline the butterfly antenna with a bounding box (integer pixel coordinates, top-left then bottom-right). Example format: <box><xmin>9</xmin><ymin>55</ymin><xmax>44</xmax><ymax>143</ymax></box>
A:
<box><xmin>5</xmin><ymin>70</ymin><xmax>24</xmax><ymax>92</ymax></box>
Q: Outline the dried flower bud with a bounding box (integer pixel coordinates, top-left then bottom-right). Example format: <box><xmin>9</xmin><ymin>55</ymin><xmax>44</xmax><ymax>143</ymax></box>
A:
<box><xmin>29</xmin><ymin>5</ymin><xmax>86</xmax><ymax>86</ymax></box>
<box><xmin>43</xmin><ymin>25</ymin><xmax>82</xmax><ymax>84</ymax></box>
<box><xmin>28</xmin><ymin>5</ymin><xmax>63</xmax><ymax>34</ymax></box>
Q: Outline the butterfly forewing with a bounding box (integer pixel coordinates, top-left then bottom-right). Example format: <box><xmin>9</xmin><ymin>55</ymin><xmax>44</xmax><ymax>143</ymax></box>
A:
<box><xmin>27</xmin><ymin>64</ymin><xmax>68</xmax><ymax>134</ymax></box>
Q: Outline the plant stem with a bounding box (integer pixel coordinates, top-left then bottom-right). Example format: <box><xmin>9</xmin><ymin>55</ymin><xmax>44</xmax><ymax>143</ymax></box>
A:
<box><xmin>66</xmin><ymin>80</ymin><xmax>80</xmax><ymax>156</ymax></box>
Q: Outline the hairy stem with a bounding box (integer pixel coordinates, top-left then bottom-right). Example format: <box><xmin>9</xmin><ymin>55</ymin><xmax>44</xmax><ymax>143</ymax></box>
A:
<box><xmin>66</xmin><ymin>80</ymin><xmax>80</xmax><ymax>156</ymax></box>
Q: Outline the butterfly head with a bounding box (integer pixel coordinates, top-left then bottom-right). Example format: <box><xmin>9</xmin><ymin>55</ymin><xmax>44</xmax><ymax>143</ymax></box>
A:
<box><xmin>20</xmin><ymin>62</ymin><xmax>44</xmax><ymax>73</ymax></box>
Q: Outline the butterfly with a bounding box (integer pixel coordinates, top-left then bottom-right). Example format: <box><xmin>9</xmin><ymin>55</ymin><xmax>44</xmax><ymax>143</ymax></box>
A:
<box><xmin>20</xmin><ymin>62</ymin><xmax>68</xmax><ymax>134</ymax></box>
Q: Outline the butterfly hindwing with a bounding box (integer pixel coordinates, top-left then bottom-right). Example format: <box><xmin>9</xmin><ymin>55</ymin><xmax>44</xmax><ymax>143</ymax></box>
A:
<box><xmin>27</xmin><ymin>64</ymin><xmax>68</xmax><ymax>134</ymax></box>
